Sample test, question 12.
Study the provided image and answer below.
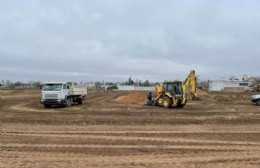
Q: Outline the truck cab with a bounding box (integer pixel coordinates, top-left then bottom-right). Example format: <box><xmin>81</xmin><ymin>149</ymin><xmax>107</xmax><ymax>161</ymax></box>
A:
<box><xmin>41</xmin><ymin>82</ymin><xmax>69</xmax><ymax>108</ymax></box>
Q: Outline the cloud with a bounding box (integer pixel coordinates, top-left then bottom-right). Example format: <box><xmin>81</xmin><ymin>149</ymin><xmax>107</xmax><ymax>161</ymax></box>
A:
<box><xmin>0</xmin><ymin>0</ymin><xmax>259</xmax><ymax>82</ymax></box>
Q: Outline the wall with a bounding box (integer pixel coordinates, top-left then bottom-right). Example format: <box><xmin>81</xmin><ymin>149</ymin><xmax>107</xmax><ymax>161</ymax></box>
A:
<box><xmin>209</xmin><ymin>81</ymin><xmax>225</xmax><ymax>91</ymax></box>
<box><xmin>209</xmin><ymin>81</ymin><xmax>249</xmax><ymax>91</ymax></box>
<box><xmin>117</xmin><ymin>86</ymin><xmax>155</xmax><ymax>91</ymax></box>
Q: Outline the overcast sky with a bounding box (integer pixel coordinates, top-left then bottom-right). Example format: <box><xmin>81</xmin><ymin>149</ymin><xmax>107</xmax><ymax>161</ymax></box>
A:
<box><xmin>0</xmin><ymin>0</ymin><xmax>259</xmax><ymax>82</ymax></box>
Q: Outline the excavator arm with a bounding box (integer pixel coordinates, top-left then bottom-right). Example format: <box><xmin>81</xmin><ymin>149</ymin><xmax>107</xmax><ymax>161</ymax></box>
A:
<box><xmin>183</xmin><ymin>70</ymin><xmax>198</xmax><ymax>100</ymax></box>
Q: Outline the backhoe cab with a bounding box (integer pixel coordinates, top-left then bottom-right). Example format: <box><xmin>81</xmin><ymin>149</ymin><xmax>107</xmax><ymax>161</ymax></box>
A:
<box><xmin>154</xmin><ymin>81</ymin><xmax>186</xmax><ymax>108</ymax></box>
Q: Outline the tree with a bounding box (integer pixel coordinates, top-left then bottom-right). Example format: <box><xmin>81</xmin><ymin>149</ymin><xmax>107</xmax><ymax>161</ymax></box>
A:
<box><xmin>6</xmin><ymin>80</ymin><xmax>11</xmax><ymax>86</ymax></box>
<box><xmin>143</xmin><ymin>80</ymin><xmax>150</xmax><ymax>86</ymax></box>
<box><xmin>34</xmin><ymin>81</ymin><xmax>42</xmax><ymax>88</ymax></box>
<box><xmin>106</xmin><ymin>85</ymin><xmax>118</xmax><ymax>91</ymax></box>
<box><xmin>128</xmin><ymin>77</ymin><xmax>134</xmax><ymax>85</ymax></box>
<box><xmin>95</xmin><ymin>82</ymin><xmax>101</xmax><ymax>89</ymax></box>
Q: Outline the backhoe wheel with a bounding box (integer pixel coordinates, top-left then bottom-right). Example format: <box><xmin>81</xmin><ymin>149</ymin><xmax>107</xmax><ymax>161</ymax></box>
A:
<box><xmin>176</xmin><ymin>100</ymin><xmax>185</xmax><ymax>108</ymax></box>
<box><xmin>163</xmin><ymin>97</ymin><xmax>172</xmax><ymax>108</ymax></box>
<box><xmin>153</xmin><ymin>101</ymin><xmax>158</xmax><ymax>106</ymax></box>
<box><xmin>176</xmin><ymin>103</ymin><xmax>185</xmax><ymax>108</ymax></box>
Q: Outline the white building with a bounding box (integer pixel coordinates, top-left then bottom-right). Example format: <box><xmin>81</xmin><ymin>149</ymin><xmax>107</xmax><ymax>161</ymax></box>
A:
<box><xmin>117</xmin><ymin>85</ymin><xmax>155</xmax><ymax>91</ymax></box>
<box><xmin>209</xmin><ymin>80</ymin><xmax>249</xmax><ymax>92</ymax></box>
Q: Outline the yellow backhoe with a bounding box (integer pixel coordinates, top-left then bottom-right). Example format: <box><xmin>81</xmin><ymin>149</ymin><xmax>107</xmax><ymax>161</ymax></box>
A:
<box><xmin>152</xmin><ymin>70</ymin><xmax>198</xmax><ymax>108</ymax></box>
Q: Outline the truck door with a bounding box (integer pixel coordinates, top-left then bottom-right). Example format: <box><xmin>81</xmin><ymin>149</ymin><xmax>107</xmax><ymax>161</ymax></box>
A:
<box><xmin>63</xmin><ymin>84</ymin><xmax>69</xmax><ymax>97</ymax></box>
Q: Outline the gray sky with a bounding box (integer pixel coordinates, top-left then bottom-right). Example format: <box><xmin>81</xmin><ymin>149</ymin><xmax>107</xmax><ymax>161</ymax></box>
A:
<box><xmin>1</xmin><ymin>0</ymin><xmax>260</xmax><ymax>82</ymax></box>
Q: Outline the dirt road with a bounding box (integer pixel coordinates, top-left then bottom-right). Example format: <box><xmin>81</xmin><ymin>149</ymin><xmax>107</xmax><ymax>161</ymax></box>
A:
<box><xmin>1</xmin><ymin>90</ymin><xmax>260</xmax><ymax>168</ymax></box>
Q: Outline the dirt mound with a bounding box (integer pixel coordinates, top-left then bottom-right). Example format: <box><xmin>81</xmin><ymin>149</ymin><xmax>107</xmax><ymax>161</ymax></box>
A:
<box><xmin>117</xmin><ymin>90</ymin><xmax>208</xmax><ymax>103</ymax></box>
<box><xmin>197</xmin><ymin>89</ymin><xmax>209</xmax><ymax>97</ymax></box>
<box><xmin>116</xmin><ymin>92</ymin><xmax>146</xmax><ymax>105</ymax></box>
<box><xmin>186</xmin><ymin>89</ymin><xmax>209</xmax><ymax>100</ymax></box>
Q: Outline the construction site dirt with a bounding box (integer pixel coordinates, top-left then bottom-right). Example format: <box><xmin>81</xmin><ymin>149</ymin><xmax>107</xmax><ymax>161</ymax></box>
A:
<box><xmin>1</xmin><ymin>90</ymin><xmax>260</xmax><ymax>168</ymax></box>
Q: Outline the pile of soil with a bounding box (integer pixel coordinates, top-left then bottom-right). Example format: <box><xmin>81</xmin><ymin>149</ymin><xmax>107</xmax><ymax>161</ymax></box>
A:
<box><xmin>116</xmin><ymin>92</ymin><xmax>146</xmax><ymax>105</ymax></box>
<box><xmin>186</xmin><ymin>89</ymin><xmax>209</xmax><ymax>100</ymax></box>
<box><xmin>197</xmin><ymin>89</ymin><xmax>209</xmax><ymax>97</ymax></box>
<box><xmin>116</xmin><ymin>89</ymin><xmax>208</xmax><ymax>104</ymax></box>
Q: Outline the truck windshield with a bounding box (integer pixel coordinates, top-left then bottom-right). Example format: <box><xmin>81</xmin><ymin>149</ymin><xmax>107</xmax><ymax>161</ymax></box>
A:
<box><xmin>43</xmin><ymin>84</ymin><xmax>63</xmax><ymax>91</ymax></box>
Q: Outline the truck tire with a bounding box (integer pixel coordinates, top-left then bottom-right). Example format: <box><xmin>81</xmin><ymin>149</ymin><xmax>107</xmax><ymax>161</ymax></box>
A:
<box><xmin>256</xmin><ymin>99</ymin><xmax>260</xmax><ymax>106</ymax></box>
<box><xmin>65</xmin><ymin>97</ymin><xmax>71</xmax><ymax>107</ymax></box>
<box><xmin>44</xmin><ymin>104</ymin><xmax>51</xmax><ymax>108</ymax></box>
<box><xmin>163</xmin><ymin>97</ymin><xmax>172</xmax><ymax>108</ymax></box>
<box><xmin>78</xmin><ymin>97</ymin><xmax>85</xmax><ymax>105</ymax></box>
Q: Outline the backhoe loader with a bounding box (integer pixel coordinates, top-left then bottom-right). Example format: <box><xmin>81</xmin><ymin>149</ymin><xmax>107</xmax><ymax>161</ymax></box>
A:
<box><xmin>151</xmin><ymin>70</ymin><xmax>198</xmax><ymax>108</ymax></box>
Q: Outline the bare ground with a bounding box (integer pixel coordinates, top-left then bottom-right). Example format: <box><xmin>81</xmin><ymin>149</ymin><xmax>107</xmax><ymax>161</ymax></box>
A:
<box><xmin>1</xmin><ymin>90</ymin><xmax>260</xmax><ymax>168</ymax></box>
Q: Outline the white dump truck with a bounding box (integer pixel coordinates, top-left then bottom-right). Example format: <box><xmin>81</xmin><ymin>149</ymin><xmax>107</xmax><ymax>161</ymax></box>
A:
<box><xmin>41</xmin><ymin>82</ymin><xmax>87</xmax><ymax>108</ymax></box>
<box><xmin>251</xmin><ymin>94</ymin><xmax>260</xmax><ymax>106</ymax></box>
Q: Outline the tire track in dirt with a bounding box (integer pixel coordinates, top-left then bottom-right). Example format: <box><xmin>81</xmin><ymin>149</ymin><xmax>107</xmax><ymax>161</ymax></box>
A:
<box><xmin>87</xmin><ymin>93</ymin><xmax>120</xmax><ymax>104</ymax></box>
<box><xmin>3</xmin><ymin>132</ymin><xmax>260</xmax><ymax>146</ymax></box>
<box><xmin>3</xmin><ymin>143</ymin><xmax>259</xmax><ymax>151</ymax></box>
<box><xmin>4</xmin><ymin>130</ymin><xmax>260</xmax><ymax>134</ymax></box>
<box><xmin>8</xmin><ymin>103</ymin><xmax>56</xmax><ymax>113</ymax></box>
<box><xmin>2</xmin><ymin>151</ymin><xmax>260</xmax><ymax>168</ymax></box>
<box><xmin>2</xmin><ymin>90</ymin><xmax>260</xmax><ymax>168</ymax></box>
<box><xmin>4</xmin><ymin>92</ymin><xmax>118</xmax><ymax>113</ymax></box>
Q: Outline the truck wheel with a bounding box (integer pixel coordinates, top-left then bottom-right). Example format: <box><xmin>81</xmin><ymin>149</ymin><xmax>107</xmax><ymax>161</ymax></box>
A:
<box><xmin>65</xmin><ymin>98</ymin><xmax>71</xmax><ymax>107</ymax></box>
<box><xmin>256</xmin><ymin>99</ymin><xmax>260</xmax><ymax>106</ymax></box>
<box><xmin>44</xmin><ymin>104</ymin><xmax>51</xmax><ymax>108</ymax></box>
<box><xmin>78</xmin><ymin>97</ymin><xmax>85</xmax><ymax>105</ymax></box>
<box><xmin>163</xmin><ymin>97</ymin><xmax>172</xmax><ymax>108</ymax></box>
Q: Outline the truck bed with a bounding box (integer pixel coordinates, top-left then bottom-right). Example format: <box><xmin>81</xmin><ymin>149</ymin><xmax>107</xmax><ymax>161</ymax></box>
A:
<box><xmin>69</xmin><ymin>87</ymin><xmax>87</xmax><ymax>96</ymax></box>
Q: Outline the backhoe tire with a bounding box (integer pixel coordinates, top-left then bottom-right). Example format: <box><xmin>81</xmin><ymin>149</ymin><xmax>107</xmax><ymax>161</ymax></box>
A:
<box><xmin>153</xmin><ymin>101</ymin><xmax>158</xmax><ymax>106</ymax></box>
<box><xmin>177</xmin><ymin>103</ymin><xmax>185</xmax><ymax>108</ymax></box>
<box><xmin>176</xmin><ymin>100</ymin><xmax>185</xmax><ymax>108</ymax></box>
<box><xmin>163</xmin><ymin>97</ymin><xmax>172</xmax><ymax>108</ymax></box>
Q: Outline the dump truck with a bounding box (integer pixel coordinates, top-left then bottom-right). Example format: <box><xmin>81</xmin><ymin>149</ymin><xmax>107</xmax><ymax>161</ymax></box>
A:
<box><xmin>41</xmin><ymin>81</ymin><xmax>87</xmax><ymax>108</ymax></box>
<box><xmin>151</xmin><ymin>70</ymin><xmax>198</xmax><ymax>108</ymax></box>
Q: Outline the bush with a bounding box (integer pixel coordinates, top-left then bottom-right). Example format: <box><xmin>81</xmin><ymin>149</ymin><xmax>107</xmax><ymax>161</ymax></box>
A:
<box><xmin>107</xmin><ymin>85</ymin><xmax>118</xmax><ymax>91</ymax></box>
